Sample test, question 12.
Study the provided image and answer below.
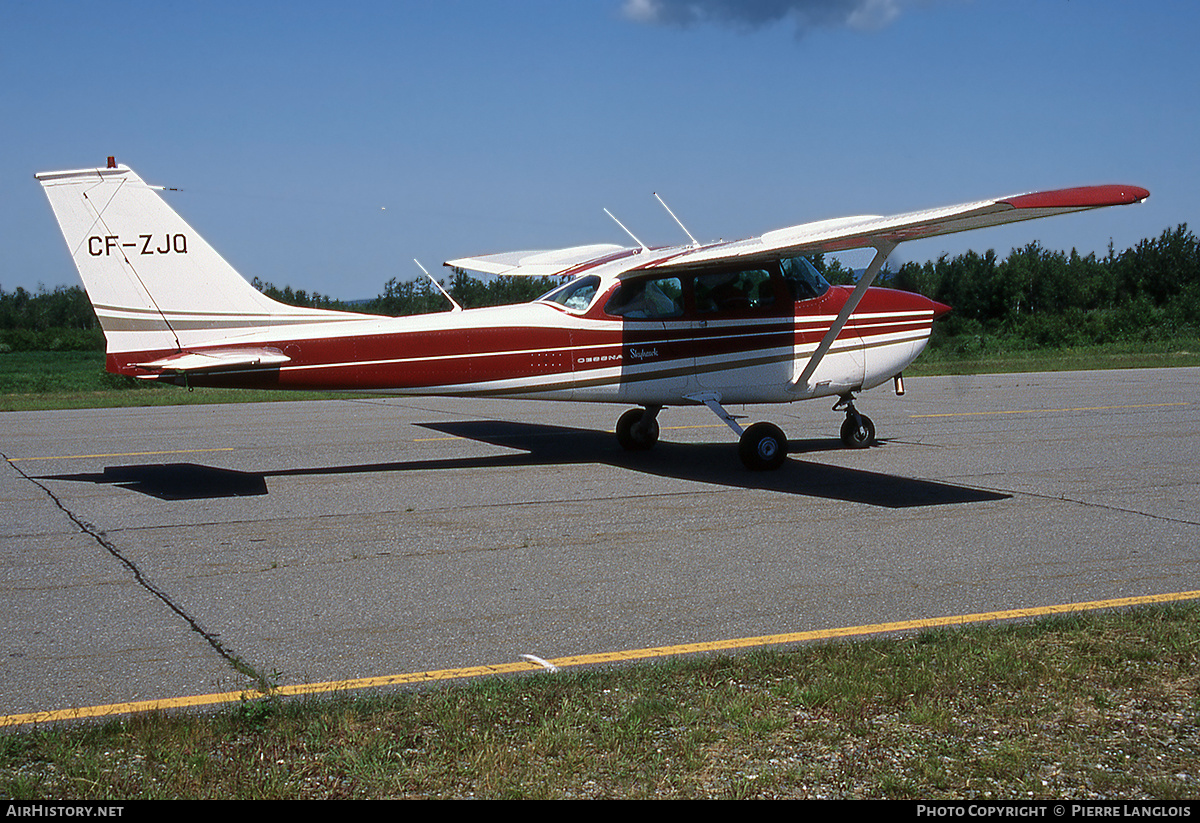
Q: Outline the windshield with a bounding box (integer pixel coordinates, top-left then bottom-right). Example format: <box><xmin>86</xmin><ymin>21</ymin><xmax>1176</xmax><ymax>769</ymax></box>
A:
<box><xmin>780</xmin><ymin>256</ymin><xmax>831</xmax><ymax>300</ymax></box>
<box><xmin>539</xmin><ymin>275</ymin><xmax>601</xmax><ymax>311</ymax></box>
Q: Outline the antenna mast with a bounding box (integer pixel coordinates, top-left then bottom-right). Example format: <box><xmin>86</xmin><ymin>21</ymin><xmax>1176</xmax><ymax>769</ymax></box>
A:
<box><xmin>603</xmin><ymin>208</ymin><xmax>649</xmax><ymax>252</ymax></box>
<box><xmin>654</xmin><ymin>192</ymin><xmax>699</xmax><ymax>247</ymax></box>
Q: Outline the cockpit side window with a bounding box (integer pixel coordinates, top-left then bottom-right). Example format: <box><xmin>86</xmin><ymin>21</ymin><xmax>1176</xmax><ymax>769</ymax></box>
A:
<box><xmin>780</xmin><ymin>256</ymin><xmax>831</xmax><ymax>301</ymax></box>
<box><xmin>604</xmin><ymin>276</ymin><xmax>685</xmax><ymax>319</ymax></box>
<box><xmin>540</xmin><ymin>275</ymin><xmax>602</xmax><ymax>311</ymax></box>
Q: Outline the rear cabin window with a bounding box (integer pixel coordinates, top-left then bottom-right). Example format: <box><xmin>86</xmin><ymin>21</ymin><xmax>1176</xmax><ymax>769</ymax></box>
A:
<box><xmin>694</xmin><ymin>268</ymin><xmax>775</xmax><ymax>314</ymax></box>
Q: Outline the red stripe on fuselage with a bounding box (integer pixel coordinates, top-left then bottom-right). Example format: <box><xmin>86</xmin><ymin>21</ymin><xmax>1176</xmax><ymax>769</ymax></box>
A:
<box><xmin>111</xmin><ymin>286</ymin><xmax>941</xmax><ymax>393</ymax></box>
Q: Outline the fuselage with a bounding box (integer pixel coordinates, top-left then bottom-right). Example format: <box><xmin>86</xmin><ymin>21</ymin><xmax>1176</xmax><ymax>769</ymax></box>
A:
<box><xmin>111</xmin><ymin>251</ymin><xmax>947</xmax><ymax>407</ymax></box>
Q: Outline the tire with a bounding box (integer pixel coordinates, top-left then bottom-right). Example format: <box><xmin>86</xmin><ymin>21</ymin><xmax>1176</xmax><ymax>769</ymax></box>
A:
<box><xmin>738</xmin><ymin>422</ymin><xmax>788</xmax><ymax>470</ymax></box>
<box><xmin>840</xmin><ymin>413</ymin><xmax>875</xmax><ymax>449</ymax></box>
<box><xmin>616</xmin><ymin>408</ymin><xmax>659</xmax><ymax>451</ymax></box>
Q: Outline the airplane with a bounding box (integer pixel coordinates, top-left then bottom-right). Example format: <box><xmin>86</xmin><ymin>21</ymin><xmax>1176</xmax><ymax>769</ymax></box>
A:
<box><xmin>35</xmin><ymin>158</ymin><xmax>1148</xmax><ymax>470</ymax></box>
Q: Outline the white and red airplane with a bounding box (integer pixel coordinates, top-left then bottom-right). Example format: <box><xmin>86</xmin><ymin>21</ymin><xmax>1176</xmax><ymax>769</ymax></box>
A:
<box><xmin>36</xmin><ymin>159</ymin><xmax>1148</xmax><ymax>469</ymax></box>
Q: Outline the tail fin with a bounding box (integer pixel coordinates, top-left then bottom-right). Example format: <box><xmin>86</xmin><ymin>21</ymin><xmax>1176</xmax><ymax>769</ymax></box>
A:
<box><xmin>35</xmin><ymin>162</ymin><xmax>365</xmax><ymax>360</ymax></box>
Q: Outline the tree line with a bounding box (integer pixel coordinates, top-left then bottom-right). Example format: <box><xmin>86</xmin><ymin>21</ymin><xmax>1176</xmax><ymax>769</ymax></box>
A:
<box><xmin>818</xmin><ymin>224</ymin><xmax>1200</xmax><ymax>350</ymax></box>
<box><xmin>2</xmin><ymin>224</ymin><xmax>1197</xmax><ymax>353</ymax></box>
<box><xmin>0</xmin><ymin>283</ymin><xmax>103</xmax><ymax>351</ymax></box>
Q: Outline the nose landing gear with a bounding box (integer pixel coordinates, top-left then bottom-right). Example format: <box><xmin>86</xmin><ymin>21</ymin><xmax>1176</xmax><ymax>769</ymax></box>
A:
<box><xmin>835</xmin><ymin>394</ymin><xmax>875</xmax><ymax>449</ymax></box>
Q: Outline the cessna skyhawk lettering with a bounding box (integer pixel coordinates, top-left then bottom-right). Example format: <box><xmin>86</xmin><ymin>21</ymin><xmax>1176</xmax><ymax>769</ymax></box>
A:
<box><xmin>36</xmin><ymin>160</ymin><xmax>1148</xmax><ymax>469</ymax></box>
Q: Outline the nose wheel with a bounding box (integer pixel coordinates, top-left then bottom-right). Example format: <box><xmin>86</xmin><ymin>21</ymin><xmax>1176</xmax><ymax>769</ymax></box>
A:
<box><xmin>835</xmin><ymin>395</ymin><xmax>875</xmax><ymax>449</ymax></box>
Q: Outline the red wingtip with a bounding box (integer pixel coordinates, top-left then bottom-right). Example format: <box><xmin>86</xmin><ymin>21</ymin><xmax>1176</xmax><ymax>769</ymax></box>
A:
<box><xmin>932</xmin><ymin>300</ymin><xmax>952</xmax><ymax>319</ymax></box>
<box><xmin>1002</xmin><ymin>185</ymin><xmax>1149</xmax><ymax>210</ymax></box>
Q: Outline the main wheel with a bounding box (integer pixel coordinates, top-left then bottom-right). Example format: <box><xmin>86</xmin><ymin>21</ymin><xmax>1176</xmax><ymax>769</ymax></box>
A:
<box><xmin>616</xmin><ymin>408</ymin><xmax>659</xmax><ymax>451</ymax></box>
<box><xmin>840</xmin><ymin>413</ymin><xmax>875</xmax><ymax>449</ymax></box>
<box><xmin>738</xmin><ymin>422</ymin><xmax>788</xmax><ymax>471</ymax></box>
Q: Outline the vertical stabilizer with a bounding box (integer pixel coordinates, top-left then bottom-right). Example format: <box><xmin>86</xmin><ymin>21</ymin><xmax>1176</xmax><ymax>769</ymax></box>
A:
<box><xmin>35</xmin><ymin>163</ymin><xmax>367</xmax><ymax>358</ymax></box>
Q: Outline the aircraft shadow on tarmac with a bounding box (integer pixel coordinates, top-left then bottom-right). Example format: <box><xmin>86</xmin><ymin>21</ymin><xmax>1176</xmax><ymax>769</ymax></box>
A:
<box><xmin>39</xmin><ymin>420</ymin><xmax>1008</xmax><ymax>508</ymax></box>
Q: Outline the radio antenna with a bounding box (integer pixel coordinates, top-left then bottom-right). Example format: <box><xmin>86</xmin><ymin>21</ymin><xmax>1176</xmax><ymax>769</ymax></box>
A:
<box><xmin>414</xmin><ymin>259</ymin><xmax>462</xmax><ymax>312</ymax></box>
<box><xmin>654</xmin><ymin>192</ymin><xmax>699</xmax><ymax>248</ymax></box>
<box><xmin>603</xmin><ymin>208</ymin><xmax>649</xmax><ymax>253</ymax></box>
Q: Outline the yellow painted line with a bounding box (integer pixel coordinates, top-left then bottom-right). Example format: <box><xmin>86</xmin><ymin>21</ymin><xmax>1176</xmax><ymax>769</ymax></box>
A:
<box><xmin>6</xmin><ymin>448</ymin><xmax>236</xmax><ymax>462</ymax></box>
<box><xmin>4</xmin><ymin>589</ymin><xmax>1198</xmax><ymax>728</ymax></box>
<box><xmin>911</xmin><ymin>401</ymin><xmax>1188</xmax><ymax>418</ymax></box>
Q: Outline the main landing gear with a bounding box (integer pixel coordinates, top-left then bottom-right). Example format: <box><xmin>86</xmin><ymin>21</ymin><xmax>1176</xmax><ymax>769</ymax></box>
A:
<box><xmin>615</xmin><ymin>405</ymin><xmax>661</xmax><ymax>451</ymax></box>
<box><xmin>737</xmin><ymin>421</ymin><xmax>788</xmax><ymax>471</ymax></box>
<box><xmin>614</xmin><ymin>392</ymin><xmax>877</xmax><ymax>471</ymax></box>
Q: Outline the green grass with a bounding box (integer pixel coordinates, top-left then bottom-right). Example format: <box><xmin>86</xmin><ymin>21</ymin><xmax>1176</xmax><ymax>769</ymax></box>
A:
<box><xmin>907</xmin><ymin>339</ymin><xmax>1200</xmax><ymax>376</ymax></box>
<box><xmin>0</xmin><ymin>351</ymin><xmax>362</xmax><ymax>411</ymax></box>
<box><xmin>2</xmin><ymin>604</ymin><xmax>1198</xmax><ymax>799</ymax></box>
<box><xmin>3</xmin><ymin>342</ymin><xmax>1199</xmax><ymax>412</ymax></box>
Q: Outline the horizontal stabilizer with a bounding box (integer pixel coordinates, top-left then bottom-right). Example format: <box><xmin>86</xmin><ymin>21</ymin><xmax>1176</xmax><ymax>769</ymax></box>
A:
<box><xmin>135</xmin><ymin>348</ymin><xmax>290</xmax><ymax>374</ymax></box>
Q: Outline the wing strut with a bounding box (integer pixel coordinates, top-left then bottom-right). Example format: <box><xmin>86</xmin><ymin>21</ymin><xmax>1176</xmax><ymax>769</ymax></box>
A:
<box><xmin>790</xmin><ymin>240</ymin><xmax>897</xmax><ymax>395</ymax></box>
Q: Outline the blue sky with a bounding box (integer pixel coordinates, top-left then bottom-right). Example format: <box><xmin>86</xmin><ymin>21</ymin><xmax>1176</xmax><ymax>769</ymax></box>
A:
<box><xmin>3</xmin><ymin>0</ymin><xmax>1196</xmax><ymax>299</ymax></box>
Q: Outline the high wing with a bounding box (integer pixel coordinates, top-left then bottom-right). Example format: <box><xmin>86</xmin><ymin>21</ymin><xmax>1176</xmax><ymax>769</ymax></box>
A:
<box><xmin>640</xmin><ymin>185</ymin><xmax>1150</xmax><ymax>271</ymax></box>
<box><xmin>445</xmin><ymin>185</ymin><xmax>1148</xmax><ymax>280</ymax></box>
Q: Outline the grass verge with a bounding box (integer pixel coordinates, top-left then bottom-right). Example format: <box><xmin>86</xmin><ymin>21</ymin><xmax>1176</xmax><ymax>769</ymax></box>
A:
<box><xmin>906</xmin><ymin>339</ymin><xmax>1200</xmax><ymax>375</ymax></box>
<box><xmin>2</xmin><ymin>604</ymin><xmax>1198</xmax><ymax>799</ymax></box>
<box><xmin>3</xmin><ymin>343</ymin><xmax>1199</xmax><ymax>412</ymax></box>
<box><xmin>0</xmin><ymin>352</ymin><xmax>363</xmax><ymax>411</ymax></box>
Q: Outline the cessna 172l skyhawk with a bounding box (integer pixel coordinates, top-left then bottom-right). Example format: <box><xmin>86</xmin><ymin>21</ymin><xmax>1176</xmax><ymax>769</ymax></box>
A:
<box><xmin>36</xmin><ymin>160</ymin><xmax>1148</xmax><ymax>469</ymax></box>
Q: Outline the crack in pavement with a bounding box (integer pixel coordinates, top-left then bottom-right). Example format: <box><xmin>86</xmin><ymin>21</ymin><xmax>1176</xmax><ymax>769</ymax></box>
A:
<box><xmin>4</xmin><ymin>453</ymin><xmax>273</xmax><ymax>694</ymax></box>
<box><xmin>970</xmin><ymin>481</ymin><xmax>1200</xmax><ymax>528</ymax></box>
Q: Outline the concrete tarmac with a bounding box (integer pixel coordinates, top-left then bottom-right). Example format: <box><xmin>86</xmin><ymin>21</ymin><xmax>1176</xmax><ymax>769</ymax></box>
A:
<box><xmin>2</xmin><ymin>367</ymin><xmax>1198</xmax><ymax>719</ymax></box>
